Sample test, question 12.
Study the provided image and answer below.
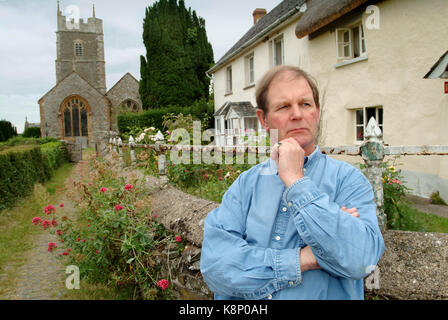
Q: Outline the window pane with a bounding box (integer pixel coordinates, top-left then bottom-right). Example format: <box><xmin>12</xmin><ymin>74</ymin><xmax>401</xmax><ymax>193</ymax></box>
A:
<box><xmin>356</xmin><ymin>110</ymin><xmax>364</xmax><ymax>125</ymax></box>
<box><xmin>274</xmin><ymin>39</ymin><xmax>282</xmax><ymax>66</ymax></box>
<box><xmin>344</xmin><ymin>44</ymin><xmax>350</xmax><ymax>58</ymax></box>
<box><xmin>64</xmin><ymin>109</ymin><xmax>72</xmax><ymax>137</ymax></box>
<box><xmin>352</xmin><ymin>26</ymin><xmax>360</xmax><ymax>58</ymax></box>
<box><xmin>356</xmin><ymin>126</ymin><xmax>364</xmax><ymax>141</ymax></box>
<box><xmin>72</xmin><ymin>106</ymin><xmax>80</xmax><ymax>136</ymax></box>
<box><xmin>81</xmin><ymin>108</ymin><xmax>88</xmax><ymax>136</ymax></box>
<box><xmin>378</xmin><ymin>108</ymin><xmax>383</xmax><ymax>125</ymax></box>
<box><xmin>366</xmin><ymin>107</ymin><xmax>376</xmax><ymax>124</ymax></box>
<box><xmin>249</xmin><ymin>56</ymin><xmax>254</xmax><ymax>83</ymax></box>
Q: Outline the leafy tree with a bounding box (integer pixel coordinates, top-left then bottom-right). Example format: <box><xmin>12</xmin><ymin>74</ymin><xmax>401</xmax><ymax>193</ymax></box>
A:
<box><xmin>0</xmin><ymin>120</ymin><xmax>18</xmax><ymax>142</ymax></box>
<box><xmin>140</xmin><ymin>0</ymin><xmax>214</xmax><ymax>109</ymax></box>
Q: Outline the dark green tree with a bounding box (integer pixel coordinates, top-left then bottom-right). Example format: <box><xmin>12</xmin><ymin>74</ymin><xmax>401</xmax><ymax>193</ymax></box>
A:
<box><xmin>0</xmin><ymin>120</ymin><xmax>18</xmax><ymax>142</ymax></box>
<box><xmin>139</xmin><ymin>0</ymin><xmax>214</xmax><ymax>109</ymax></box>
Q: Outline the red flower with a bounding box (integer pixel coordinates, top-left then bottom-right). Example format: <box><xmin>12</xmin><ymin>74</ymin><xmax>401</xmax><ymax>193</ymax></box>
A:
<box><xmin>42</xmin><ymin>220</ymin><xmax>52</xmax><ymax>230</ymax></box>
<box><xmin>76</xmin><ymin>237</ymin><xmax>80</xmax><ymax>242</ymax></box>
<box><xmin>81</xmin><ymin>239</ymin><xmax>86</xmax><ymax>243</ymax></box>
<box><xmin>203</xmin><ymin>174</ymin><xmax>209</xmax><ymax>180</ymax></box>
<box><xmin>115</xmin><ymin>204</ymin><xmax>124</xmax><ymax>211</ymax></box>
<box><xmin>56</xmin><ymin>230</ymin><xmax>63</xmax><ymax>236</ymax></box>
<box><xmin>152</xmin><ymin>214</ymin><xmax>158</xmax><ymax>219</ymax></box>
<box><xmin>51</xmin><ymin>218</ymin><xmax>58</xmax><ymax>227</ymax></box>
<box><xmin>124</xmin><ymin>184</ymin><xmax>133</xmax><ymax>191</ymax></box>
<box><xmin>175</xmin><ymin>236</ymin><xmax>182</xmax><ymax>243</ymax></box>
<box><xmin>156</xmin><ymin>279</ymin><xmax>170</xmax><ymax>291</ymax></box>
<box><xmin>48</xmin><ymin>242</ymin><xmax>57</xmax><ymax>252</ymax></box>
<box><xmin>44</xmin><ymin>205</ymin><xmax>56</xmax><ymax>215</ymax></box>
<box><xmin>61</xmin><ymin>251</ymin><xmax>69</xmax><ymax>256</ymax></box>
<box><xmin>67</xmin><ymin>248</ymin><xmax>72</xmax><ymax>252</ymax></box>
<box><xmin>96</xmin><ymin>250</ymin><xmax>99</xmax><ymax>254</ymax></box>
<box><xmin>218</xmin><ymin>177</ymin><xmax>223</xmax><ymax>181</ymax></box>
<box><xmin>59</xmin><ymin>204</ymin><xmax>64</xmax><ymax>208</ymax></box>
<box><xmin>32</xmin><ymin>217</ymin><xmax>42</xmax><ymax>225</ymax></box>
<box><xmin>100</xmin><ymin>187</ymin><xmax>107</xmax><ymax>193</ymax></box>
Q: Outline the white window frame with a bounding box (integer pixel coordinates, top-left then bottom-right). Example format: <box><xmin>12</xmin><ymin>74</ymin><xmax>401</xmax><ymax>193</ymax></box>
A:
<box><xmin>273</xmin><ymin>35</ymin><xmax>284</xmax><ymax>66</ymax></box>
<box><xmin>354</xmin><ymin>106</ymin><xmax>383</xmax><ymax>142</ymax></box>
<box><xmin>245</xmin><ymin>53</ymin><xmax>255</xmax><ymax>86</ymax></box>
<box><xmin>336</xmin><ymin>22</ymin><xmax>366</xmax><ymax>61</ymax></box>
<box><xmin>226</xmin><ymin>66</ymin><xmax>233</xmax><ymax>93</ymax></box>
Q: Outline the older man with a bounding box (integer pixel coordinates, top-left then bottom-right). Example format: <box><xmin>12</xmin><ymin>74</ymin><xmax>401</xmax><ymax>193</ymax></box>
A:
<box><xmin>200</xmin><ymin>66</ymin><xmax>385</xmax><ymax>300</ymax></box>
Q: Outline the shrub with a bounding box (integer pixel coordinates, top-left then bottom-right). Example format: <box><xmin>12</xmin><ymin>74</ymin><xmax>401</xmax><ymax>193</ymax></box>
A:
<box><xmin>430</xmin><ymin>191</ymin><xmax>447</xmax><ymax>205</ymax></box>
<box><xmin>22</xmin><ymin>127</ymin><xmax>41</xmax><ymax>138</ymax></box>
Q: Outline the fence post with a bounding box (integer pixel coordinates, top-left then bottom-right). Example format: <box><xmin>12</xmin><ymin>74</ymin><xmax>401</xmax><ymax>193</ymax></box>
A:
<box><xmin>129</xmin><ymin>135</ymin><xmax>136</xmax><ymax>165</ymax></box>
<box><xmin>155</xmin><ymin>130</ymin><xmax>166</xmax><ymax>176</ymax></box>
<box><xmin>117</xmin><ymin>137</ymin><xmax>123</xmax><ymax>155</ymax></box>
<box><xmin>361</xmin><ymin>117</ymin><xmax>386</xmax><ymax>232</ymax></box>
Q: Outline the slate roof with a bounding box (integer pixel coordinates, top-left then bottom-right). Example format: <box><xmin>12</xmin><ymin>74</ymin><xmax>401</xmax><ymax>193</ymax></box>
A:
<box><xmin>208</xmin><ymin>0</ymin><xmax>306</xmax><ymax>74</ymax></box>
<box><xmin>214</xmin><ymin>101</ymin><xmax>256</xmax><ymax>118</ymax></box>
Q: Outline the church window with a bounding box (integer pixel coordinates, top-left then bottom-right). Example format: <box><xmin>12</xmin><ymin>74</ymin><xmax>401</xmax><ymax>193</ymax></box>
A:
<box><xmin>62</xmin><ymin>96</ymin><xmax>89</xmax><ymax>138</ymax></box>
<box><xmin>120</xmin><ymin>99</ymin><xmax>139</xmax><ymax>113</ymax></box>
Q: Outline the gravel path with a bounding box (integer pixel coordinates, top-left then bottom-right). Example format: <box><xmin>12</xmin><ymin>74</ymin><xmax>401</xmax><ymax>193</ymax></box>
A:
<box><xmin>0</xmin><ymin>171</ymin><xmax>81</xmax><ymax>300</ymax></box>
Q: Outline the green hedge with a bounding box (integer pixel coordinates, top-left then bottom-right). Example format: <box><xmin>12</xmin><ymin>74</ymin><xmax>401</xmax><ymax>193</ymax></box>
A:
<box><xmin>0</xmin><ymin>142</ymin><xmax>69</xmax><ymax>211</ymax></box>
<box><xmin>22</xmin><ymin>127</ymin><xmax>41</xmax><ymax>138</ymax></box>
<box><xmin>117</xmin><ymin>99</ymin><xmax>215</xmax><ymax>135</ymax></box>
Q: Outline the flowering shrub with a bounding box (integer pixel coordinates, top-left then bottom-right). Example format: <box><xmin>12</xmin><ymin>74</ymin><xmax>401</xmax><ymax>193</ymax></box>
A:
<box><xmin>33</xmin><ymin>153</ymin><xmax>188</xmax><ymax>299</ymax></box>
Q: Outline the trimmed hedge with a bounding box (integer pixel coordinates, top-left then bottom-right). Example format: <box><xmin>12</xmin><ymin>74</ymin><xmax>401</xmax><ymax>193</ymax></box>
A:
<box><xmin>117</xmin><ymin>99</ymin><xmax>214</xmax><ymax>135</ymax></box>
<box><xmin>0</xmin><ymin>141</ymin><xmax>70</xmax><ymax>211</ymax></box>
<box><xmin>22</xmin><ymin>127</ymin><xmax>41</xmax><ymax>138</ymax></box>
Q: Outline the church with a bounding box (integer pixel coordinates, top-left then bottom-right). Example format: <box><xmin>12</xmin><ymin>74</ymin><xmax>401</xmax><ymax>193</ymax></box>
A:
<box><xmin>38</xmin><ymin>2</ymin><xmax>142</xmax><ymax>147</ymax></box>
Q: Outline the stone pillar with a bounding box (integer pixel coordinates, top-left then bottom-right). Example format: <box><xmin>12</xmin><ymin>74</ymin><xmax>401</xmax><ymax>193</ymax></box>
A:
<box><xmin>361</xmin><ymin>117</ymin><xmax>386</xmax><ymax>232</ymax></box>
<box><xmin>129</xmin><ymin>135</ymin><xmax>136</xmax><ymax>165</ymax></box>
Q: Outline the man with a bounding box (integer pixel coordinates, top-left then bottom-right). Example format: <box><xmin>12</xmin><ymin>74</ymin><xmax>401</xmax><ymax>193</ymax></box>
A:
<box><xmin>200</xmin><ymin>66</ymin><xmax>385</xmax><ymax>300</ymax></box>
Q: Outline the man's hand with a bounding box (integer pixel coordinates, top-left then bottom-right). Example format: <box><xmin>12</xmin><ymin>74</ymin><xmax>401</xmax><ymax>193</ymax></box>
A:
<box><xmin>300</xmin><ymin>207</ymin><xmax>359</xmax><ymax>273</ymax></box>
<box><xmin>271</xmin><ymin>138</ymin><xmax>305</xmax><ymax>188</ymax></box>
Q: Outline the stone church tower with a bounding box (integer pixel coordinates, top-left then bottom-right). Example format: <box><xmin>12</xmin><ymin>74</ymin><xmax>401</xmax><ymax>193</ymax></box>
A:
<box><xmin>56</xmin><ymin>2</ymin><xmax>106</xmax><ymax>94</ymax></box>
<box><xmin>38</xmin><ymin>2</ymin><xmax>142</xmax><ymax>149</ymax></box>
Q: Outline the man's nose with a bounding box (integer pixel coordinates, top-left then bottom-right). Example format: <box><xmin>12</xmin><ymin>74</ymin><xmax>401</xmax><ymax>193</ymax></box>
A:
<box><xmin>290</xmin><ymin>104</ymin><xmax>303</xmax><ymax>120</ymax></box>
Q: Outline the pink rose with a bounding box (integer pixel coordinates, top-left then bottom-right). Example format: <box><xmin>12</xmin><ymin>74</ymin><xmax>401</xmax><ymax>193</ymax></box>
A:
<box><xmin>156</xmin><ymin>279</ymin><xmax>170</xmax><ymax>291</ymax></box>
<box><xmin>175</xmin><ymin>236</ymin><xmax>182</xmax><ymax>243</ymax></box>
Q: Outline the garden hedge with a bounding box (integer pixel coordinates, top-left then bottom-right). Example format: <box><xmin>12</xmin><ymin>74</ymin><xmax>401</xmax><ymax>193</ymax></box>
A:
<box><xmin>0</xmin><ymin>141</ymin><xmax>70</xmax><ymax>211</ymax></box>
<box><xmin>117</xmin><ymin>99</ymin><xmax>215</xmax><ymax>135</ymax></box>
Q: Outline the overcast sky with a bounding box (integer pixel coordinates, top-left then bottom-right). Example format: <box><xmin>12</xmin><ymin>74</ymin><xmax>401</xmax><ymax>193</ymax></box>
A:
<box><xmin>0</xmin><ymin>0</ymin><xmax>280</xmax><ymax>133</ymax></box>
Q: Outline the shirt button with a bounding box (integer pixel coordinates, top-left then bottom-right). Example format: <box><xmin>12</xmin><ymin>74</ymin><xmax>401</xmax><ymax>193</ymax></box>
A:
<box><xmin>275</xmin><ymin>236</ymin><xmax>281</xmax><ymax>241</ymax></box>
<box><xmin>287</xmin><ymin>202</ymin><xmax>293</xmax><ymax>207</ymax></box>
<box><xmin>267</xmin><ymin>294</ymin><xmax>272</xmax><ymax>299</ymax></box>
<box><xmin>281</xmin><ymin>207</ymin><xmax>287</xmax><ymax>212</ymax></box>
<box><xmin>304</xmin><ymin>168</ymin><xmax>307</xmax><ymax>172</ymax></box>
<box><xmin>289</xmin><ymin>281</ymin><xmax>294</xmax><ymax>286</ymax></box>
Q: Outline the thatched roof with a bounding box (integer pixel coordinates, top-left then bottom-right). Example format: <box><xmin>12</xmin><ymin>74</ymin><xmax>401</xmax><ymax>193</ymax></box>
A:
<box><xmin>295</xmin><ymin>0</ymin><xmax>369</xmax><ymax>39</ymax></box>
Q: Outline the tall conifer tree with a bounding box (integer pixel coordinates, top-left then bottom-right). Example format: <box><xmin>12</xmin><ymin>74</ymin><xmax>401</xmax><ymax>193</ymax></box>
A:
<box><xmin>140</xmin><ymin>0</ymin><xmax>214</xmax><ymax>109</ymax></box>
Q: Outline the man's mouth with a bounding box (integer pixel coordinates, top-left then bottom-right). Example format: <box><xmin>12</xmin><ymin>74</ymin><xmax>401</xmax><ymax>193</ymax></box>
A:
<box><xmin>288</xmin><ymin>128</ymin><xmax>307</xmax><ymax>134</ymax></box>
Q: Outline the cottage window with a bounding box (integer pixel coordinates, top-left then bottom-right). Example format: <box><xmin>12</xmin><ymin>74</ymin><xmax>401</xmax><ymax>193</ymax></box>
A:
<box><xmin>226</xmin><ymin>66</ymin><xmax>233</xmax><ymax>93</ymax></box>
<box><xmin>245</xmin><ymin>53</ymin><xmax>255</xmax><ymax>85</ymax></box>
<box><xmin>62</xmin><ymin>96</ymin><xmax>89</xmax><ymax>138</ymax></box>
<box><xmin>355</xmin><ymin>106</ymin><xmax>383</xmax><ymax>142</ymax></box>
<box><xmin>273</xmin><ymin>35</ymin><xmax>284</xmax><ymax>66</ymax></box>
<box><xmin>121</xmin><ymin>99</ymin><xmax>139</xmax><ymax>113</ymax></box>
<box><xmin>336</xmin><ymin>23</ymin><xmax>366</xmax><ymax>60</ymax></box>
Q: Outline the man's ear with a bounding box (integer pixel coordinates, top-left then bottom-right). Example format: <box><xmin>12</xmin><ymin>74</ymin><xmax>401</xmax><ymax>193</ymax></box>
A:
<box><xmin>256</xmin><ymin>109</ymin><xmax>269</xmax><ymax>131</ymax></box>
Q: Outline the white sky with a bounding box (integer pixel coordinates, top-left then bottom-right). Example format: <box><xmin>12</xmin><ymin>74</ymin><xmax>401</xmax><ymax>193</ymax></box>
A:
<box><xmin>0</xmin><ymin>0</ymin><xmax>281</xmax><ymax>133</ymax></box>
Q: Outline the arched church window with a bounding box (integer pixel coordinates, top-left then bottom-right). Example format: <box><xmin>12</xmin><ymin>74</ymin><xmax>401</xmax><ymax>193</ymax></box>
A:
<box><xmin>62</xmin><ymin>96</ymin><xmax>89</xmax><ymax>138</ymax></box>
<box><xmin>120</xmin><ymin>99</ymin><xmax>139</xmax><ymax>113</ymax></box>
<box><xmin>75</xmin><ymin>42</ymin><xmax>83</xmax><ymax>57</ymax></box>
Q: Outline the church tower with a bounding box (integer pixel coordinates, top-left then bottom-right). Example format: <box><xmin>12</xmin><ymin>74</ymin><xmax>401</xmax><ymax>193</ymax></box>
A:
<box><xmin>55</xmin><ymin>1</ymin><xmax>106</xmax><ymax>94</ymax></box>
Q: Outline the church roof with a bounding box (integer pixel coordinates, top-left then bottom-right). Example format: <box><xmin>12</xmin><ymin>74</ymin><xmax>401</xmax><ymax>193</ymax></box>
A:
<box><xmin>106</xmin><ymin>72</ymin><xmax>139</xmax><ymax>95</ymax></box>
<box><xmin>38</xmin><ymin>71</ymin><xmax>106</xmax><ymax>103</ymax></box>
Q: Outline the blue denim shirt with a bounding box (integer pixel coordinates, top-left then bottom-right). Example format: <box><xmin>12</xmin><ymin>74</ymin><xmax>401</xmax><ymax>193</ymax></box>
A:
<box><xmin>200</xmin><ymin>146</ymin><xmax>385</xmax><ymax>300</ymax></box>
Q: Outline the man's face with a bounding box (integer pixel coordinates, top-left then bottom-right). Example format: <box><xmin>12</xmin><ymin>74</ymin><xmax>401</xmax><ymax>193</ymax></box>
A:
<box><xmin>256</xmin><ymin>71</ymin><xmax>320</xmax><ymax>156</ymax></box>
